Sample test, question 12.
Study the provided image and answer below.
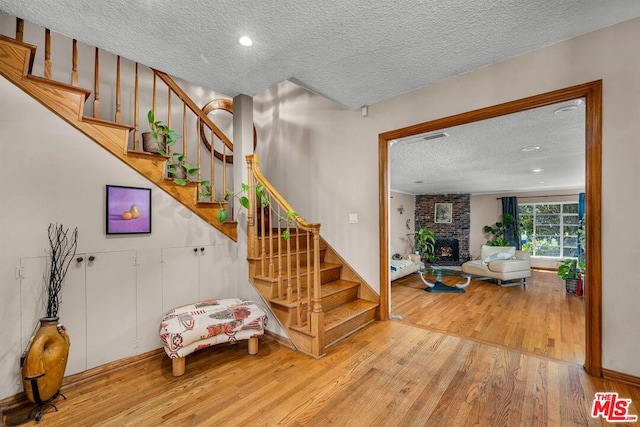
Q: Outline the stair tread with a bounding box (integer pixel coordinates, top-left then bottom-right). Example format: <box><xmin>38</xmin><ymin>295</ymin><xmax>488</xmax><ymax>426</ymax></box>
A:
<box><xmin>269</xmin><ymin>279</ymin><xmax>360</xmax><ymax>308</ymax></box>
<box><xmin>126</xmin><ymin>149</ymin><xmax>170</xmax><ymax>159</ymax></box>
<box><xmin>324</xmin><ymin>299</ymin><xmax>378</xmax><ymax>331</ymax></box>
<box><xmin>253</xmin><ymin>261</ymin><xmax>342</xmax><ymax>282</ymax></box>
<box><xmin>247</xmin><ymin>247</ymin><xmax>326</xmax><ymax>262</ymax></box>
<box><xmin>26</xmin><ymin>74</ymin><xmax>91</xmax><ymax>99</ymax></box>
<box><xmin>84</xmin><ymin>116</ymin><xmax>136</xmax><ymax>130</ymax></box>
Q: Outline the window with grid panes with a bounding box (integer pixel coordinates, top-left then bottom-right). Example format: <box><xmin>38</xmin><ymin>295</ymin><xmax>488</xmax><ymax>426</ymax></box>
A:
<box><xmin>518</xmin><ymin>202</ymin><xmax>579</xmax><ymax>257</ymax></box>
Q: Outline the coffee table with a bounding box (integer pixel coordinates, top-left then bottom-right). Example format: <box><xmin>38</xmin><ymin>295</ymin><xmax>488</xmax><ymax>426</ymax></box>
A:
<box><xmin>418</xmin><ymin>266</ymin><xmax>472</xmax><ymax>293</ymax></box>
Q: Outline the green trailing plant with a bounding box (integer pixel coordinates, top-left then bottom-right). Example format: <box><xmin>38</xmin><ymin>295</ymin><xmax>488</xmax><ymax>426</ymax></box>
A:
<box><xmin>147</xmin><ymin>110</ymin><xmax>179</xmax><ymax>155</ymax></box>
<box><xmin>167</xmin><ymin>152</ymin><xmax>199</xmax><ymax>186</ymax></box>
<box><xmin>216</xmin><ymin>183</ymin><xmax>299</xmax><ymax>240</ymax></box>
<box><xmin>414</xmin><ymin>228</ymin><xmax>438</xmax><ymax>264</ymax></box>
<box><xmin>482</xmin><ymin>213</ymin><xmax>517</xmax><ymax>246</ymax></box>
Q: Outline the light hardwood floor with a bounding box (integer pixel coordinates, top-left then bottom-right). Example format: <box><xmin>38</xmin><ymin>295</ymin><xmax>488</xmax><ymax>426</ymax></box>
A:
<box><xmin>391</xmin><ymin>269</ymin><xmax>585</xmax><ymax>364</ymax></box>
<box><xmin>3</xmin><ymin>318</ymin><xmax>639</xmax><ymax>426</ymax></box>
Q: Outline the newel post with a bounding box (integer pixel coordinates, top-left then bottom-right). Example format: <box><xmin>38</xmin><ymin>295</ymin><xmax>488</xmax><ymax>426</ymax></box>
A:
<box><xmin>246</xmin><ymin>155</ymin><xmax>257</xmax><ymax>259</ymax></box>
<box><xmin>310</xmin><ymin>228</ymin><xmax>325</xmax><ymax>356</ymax></box>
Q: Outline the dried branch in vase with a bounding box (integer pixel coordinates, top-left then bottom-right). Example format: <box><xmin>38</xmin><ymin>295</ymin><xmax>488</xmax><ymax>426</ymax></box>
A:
<box><xmin>45</xmin><ymin>223</ymin><xmax>78</xmax><ymax>318</ymax></box>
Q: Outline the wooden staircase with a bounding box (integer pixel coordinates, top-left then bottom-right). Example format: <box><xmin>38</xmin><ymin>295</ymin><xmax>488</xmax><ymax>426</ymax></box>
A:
<box><xmin>245</xmin><ymin>156</ymin><xmax>379</xmax><ymax>356</ymax></box>
<box><xmin>0</xmin><ymin>20</ymin><xmax>379</xmax><ymax>358</ymax></box>
<box><xmin>249</xmin><ymin>233</ymin><xmax>378</xmax><ymax>354</ymax></box>
<box><xmin>0</xmin><ymin>34</ymin><xmax>236</xmax><ymax>240</ymax></box>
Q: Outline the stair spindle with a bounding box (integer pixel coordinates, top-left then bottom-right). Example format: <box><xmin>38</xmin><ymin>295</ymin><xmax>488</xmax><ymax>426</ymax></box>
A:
<box><xmin>71</xmin><ymin>39</ymin><xmax>78</xmax><ymax>86</ymax></box>
<box><xmin>222</xmin><ymin>143</ymin><xmax>227</xmax><ymax>198</ymax></box>
<box><xmin>152</xmin><ymin>73</ymin><xmax>156</xmax><ymax>113</ymax></box>
<box><xmin>44</xmin><ymin>29</ymin><xmax>51</xmax><ymax>79</ymax></box>
<box><xmin>277</xmin><ymin>204</ymin><xmax>283</xmax><ymax>296</ymax></box>
<box><xmin>167</xmin><ymin>87</ymin><xmax>171</xmax><ymax>130</ymax></box>
<box><xmin>268</xmin><ymin>195</ymin><xmax>274</xmax><ymax>278</ymax></box>
<box><xmin>210</xmin><ymin>127</ymin><xmax>215</xmax><ymax>199</ymax></box>
<box><xmin>93</xmin><ymin>47</ymin><xmax>100</xmax><ymax>118</ymax></box>
<box><xmin>183</xmin><ymin>104</ymin><xmax>189</xmax><ymax>157</ymax></box>
<box><xmin>286</xmin><ymin>225</ymin><xmax>292</xmax><ymax>303</ymax></box>
<box><xmin>115</xmin><ymin>56</ymin><xmax>121</xmax><ymax>123</ymax></box>
<box><xmin>134</xmin><ymin>63</ymin><xmax>140</xmax><ymax>151</ymax></box>
<box><xmin>306</xmin><ymin>232</ymin><xmax>312</xmax><ymax>328</ymax></box>
<box><xmin>296</xmin><ymin>224</ymin><xmax>302</xmax><ymax>324</ymax></box>
<box><xmin>16</xmin><ymin>18</ymin><xmax>24</xmax><ymax>42</ymax></box>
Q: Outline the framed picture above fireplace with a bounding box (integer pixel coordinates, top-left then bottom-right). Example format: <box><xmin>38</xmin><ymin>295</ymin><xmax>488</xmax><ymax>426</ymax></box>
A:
<box><xmin>434</xmin><ymin>203</ymin><xmax>452</xmax><ymax>224</ymax></box>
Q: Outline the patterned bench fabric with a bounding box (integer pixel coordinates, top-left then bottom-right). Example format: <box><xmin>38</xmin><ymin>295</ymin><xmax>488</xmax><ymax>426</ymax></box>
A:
<box><xmin>159</xmin><ymin>298</ymin><xmax>268</xmax><ymax>359</ymax></box>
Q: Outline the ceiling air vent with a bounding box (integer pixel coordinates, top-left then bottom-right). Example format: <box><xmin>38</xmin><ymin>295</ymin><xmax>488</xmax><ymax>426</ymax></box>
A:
<box><xmin>398</xmin><ymin>131</ymin><xmax>449</xmax><ymax>145</ymax></box>
<box><xmin>422</xmin><ymin>131</ymin><xmax>449</xmax><ymax>141</ymax></box>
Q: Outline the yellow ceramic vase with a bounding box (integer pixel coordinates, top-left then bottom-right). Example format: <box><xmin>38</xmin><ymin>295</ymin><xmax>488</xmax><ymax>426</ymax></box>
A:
<box><xmin>22</xmin><ymin>317</ymin><xmax>70</xmax><ymax>404</ymax></box>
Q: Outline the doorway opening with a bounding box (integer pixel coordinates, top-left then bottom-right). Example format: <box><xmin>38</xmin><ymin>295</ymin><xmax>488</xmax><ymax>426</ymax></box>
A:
<box><xmin>378</xmin><ymin>81</ymin><xmax>602</xmax><ymax>376</ymax></box>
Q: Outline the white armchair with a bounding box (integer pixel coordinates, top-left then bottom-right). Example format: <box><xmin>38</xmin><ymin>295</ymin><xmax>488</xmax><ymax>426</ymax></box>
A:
<box><xmin>462</xmin><ymin>245</ymin><xmax>531</xmax><ymax>286</ymax></box>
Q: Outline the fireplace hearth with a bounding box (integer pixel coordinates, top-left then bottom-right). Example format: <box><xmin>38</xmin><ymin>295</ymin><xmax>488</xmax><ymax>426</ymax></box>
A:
<box><xmin>434</xmin><ymin>238</ymin><xmax>460</xmax><ymax>266</ymax></box>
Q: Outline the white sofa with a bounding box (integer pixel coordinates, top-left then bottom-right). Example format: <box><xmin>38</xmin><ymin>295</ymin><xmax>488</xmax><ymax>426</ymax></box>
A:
<box><xmin>390</xmin><ymin>247</ymin><xmax>423</xmax><ymax>281</ymax></box>
<box><xmin>462</xmin><ymin>245</ymin><xmax>531</xmax><ymax>286</ymax></box>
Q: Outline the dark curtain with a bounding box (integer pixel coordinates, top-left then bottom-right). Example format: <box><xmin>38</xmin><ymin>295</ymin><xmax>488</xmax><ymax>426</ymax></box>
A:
<box><xmin>577</xmin><ymin>192</ymin><xmax>586</xmax><ymax>260</ymax></box>
<box><xmin>501</xmin><ymin>196</ymin><xmax>521</xmax><ymax>249</ymax></box>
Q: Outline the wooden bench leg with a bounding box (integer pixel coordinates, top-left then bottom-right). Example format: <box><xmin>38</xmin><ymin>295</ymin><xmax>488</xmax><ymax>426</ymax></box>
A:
<box><xmin>248</xmin><ymin>337</ymin><xmax>259</xmax><ymax>355</ymax></box>
<box><xmin>172</xmin><ymin>357</ymin><xmax>185</xmax><ymax>377</ymax></box>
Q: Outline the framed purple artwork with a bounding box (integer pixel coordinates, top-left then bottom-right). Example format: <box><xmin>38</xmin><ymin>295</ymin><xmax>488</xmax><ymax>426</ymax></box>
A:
<box><xmin>106</xmin><ymin>185</ymin><xmax>151</xmax><ymax>234</ymax></box>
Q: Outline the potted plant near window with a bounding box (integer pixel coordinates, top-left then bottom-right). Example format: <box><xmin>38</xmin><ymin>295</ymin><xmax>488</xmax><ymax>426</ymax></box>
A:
<box><xmin>557</xmin><ymin>258</ymin><xmax>584</xmax><ymax>294</ymax></box>
<box><xmin>482</xmin><ymin>213</ymin><xmax>517</xmax><ymax>246</ymax></box>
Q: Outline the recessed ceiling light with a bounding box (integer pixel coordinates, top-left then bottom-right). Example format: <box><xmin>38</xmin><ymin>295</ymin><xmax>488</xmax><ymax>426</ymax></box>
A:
<box><xmin>531</xmin><ymin>168</ymin><xmax>544</xmax><ymax>173</ymax></box>
<box><xmin>537</xmin><ymin>181</ymin><xmax>547</xmax><ymax>184</ymax></box>
<box><xmin>239</xmin><ymin>36</ymin><xmax>253</xmax><ymax>47</ymax></box>
<box><xmin>520</xmin><ymin>146</ymin><xmax>541</xmax><ymax>152</ymax></box>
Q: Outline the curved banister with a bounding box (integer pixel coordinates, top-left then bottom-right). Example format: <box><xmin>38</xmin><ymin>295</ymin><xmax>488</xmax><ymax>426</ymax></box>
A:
<box><xmin>247</xmin><ymin>154</ymin><xmax>320</xmax><ymax>233</ymax></box>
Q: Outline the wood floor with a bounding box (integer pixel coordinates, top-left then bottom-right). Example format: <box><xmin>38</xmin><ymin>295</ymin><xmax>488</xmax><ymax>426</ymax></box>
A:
<box><xmin>391</xmin><ymin>270</ymin><xmax>585</xmax><ymax>364</ymax></box>
<box><xmin>3</xmin><ymin>318</ymin><xmax>639</xmax><ymax>426</ymax></box>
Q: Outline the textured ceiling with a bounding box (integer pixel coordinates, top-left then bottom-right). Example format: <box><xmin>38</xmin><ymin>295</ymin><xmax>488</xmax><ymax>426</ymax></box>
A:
<box><xmin>390</xmin><ymin>99</ymin><xmax>586</xmax><ymax>195</ymax></box>
<box><xmin>1</xmin><ymin>1</ymin><xmax>640</xmax><ymax>109</ymax></box>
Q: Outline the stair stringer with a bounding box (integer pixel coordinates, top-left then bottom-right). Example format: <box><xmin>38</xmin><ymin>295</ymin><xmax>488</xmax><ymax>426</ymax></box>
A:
<box><xmin>0</xmin><ymin>35</ymin><xmax>236</xmax><ymax>241</ymax></box>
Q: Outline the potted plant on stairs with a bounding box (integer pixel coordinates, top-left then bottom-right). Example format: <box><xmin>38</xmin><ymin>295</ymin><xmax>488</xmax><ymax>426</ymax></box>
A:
<box><xmin>142</xmin><ymin>110</ymin><xmax>179</xmax><ymax>154</ymax></box>
<box><xmin>167</xmin><ymin>152</ymin><xmax>199</xmax><ymax>186</ymax></box>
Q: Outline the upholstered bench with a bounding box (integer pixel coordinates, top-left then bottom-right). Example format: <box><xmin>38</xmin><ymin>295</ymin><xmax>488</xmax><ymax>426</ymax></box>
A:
<box><xmin>159</xmin><ymin>298</ymin><xmax>268</xmax><ymax>376</ymax></box>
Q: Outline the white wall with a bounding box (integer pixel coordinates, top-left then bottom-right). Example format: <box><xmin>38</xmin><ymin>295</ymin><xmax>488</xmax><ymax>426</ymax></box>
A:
<box><xmin>255</xmin><ymin>18</ymin><xmax>640</xmax><ymax>377</ymax></box>
<box><xmin>0</xmin><ymin>76</ymin><xmax>243</xmax><ymax>400</ymax></box>
<box><xmin>389</xmin><ymin>191</ymin><xmax>415</xmax><ymax>254</ymax></box>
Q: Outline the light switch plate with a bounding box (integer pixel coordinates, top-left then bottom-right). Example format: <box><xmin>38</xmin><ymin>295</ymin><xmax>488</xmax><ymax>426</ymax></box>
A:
<box><xmin>349</xmin><ymin>213</ymin><xmax>358</xmax><ymax>224</ymax></box>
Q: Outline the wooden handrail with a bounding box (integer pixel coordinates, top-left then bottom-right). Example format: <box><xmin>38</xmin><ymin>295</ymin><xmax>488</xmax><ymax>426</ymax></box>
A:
<box><xmin>154</xmin><ymin>70</ymin><xmax>234</xmax><ymax>153</ymax></box>
<box><xmin>247</xmin><ymin>154</ymin><xmax>320</xmax><ymax>233</ymax></box>
<box><xmin>5</xmin><ymin>16</ymin><xmax>241</xmax><ymax>227</ymax></box>
<box><xmin>246</xmin><ymin>153</ymin><xmax>323</xmax><ymax>341</ymax></box>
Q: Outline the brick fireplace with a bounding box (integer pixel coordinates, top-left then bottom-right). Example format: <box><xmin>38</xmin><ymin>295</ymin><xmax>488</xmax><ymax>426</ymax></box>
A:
<box><xmin>415</xmin><ymin>194</ymin><xmax>470</xmax><ymax>264</ymax></box>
